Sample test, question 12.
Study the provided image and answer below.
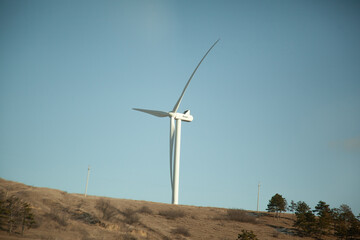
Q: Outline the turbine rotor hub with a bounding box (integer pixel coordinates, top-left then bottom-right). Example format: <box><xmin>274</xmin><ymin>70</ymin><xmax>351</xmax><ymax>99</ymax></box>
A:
<box><xmin>169</xmin><ymin>111</ymin><xmax>193</xmax><ymax>122</ymax></box>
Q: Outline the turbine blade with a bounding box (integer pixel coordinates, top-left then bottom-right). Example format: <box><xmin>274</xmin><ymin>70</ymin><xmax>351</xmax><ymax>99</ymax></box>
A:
<box><xmin>133</xmin><ymin>108</ymin><xmax>170</xmax><ymax>117</ymax></box>
<box><xmin>172</xmin><ymin>39</ymin><xmax>220</xmax><ymax>113</ymax></box>
<box><xmin>169</xmin><ymin>117</ymin><xmax>175</xmax><ymax>192</ymax></box>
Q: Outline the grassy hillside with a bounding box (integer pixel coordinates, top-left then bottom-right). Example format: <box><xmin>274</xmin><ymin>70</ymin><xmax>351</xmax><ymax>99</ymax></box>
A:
<box><xmin>0</xmin><ymin>178</ymin><xmax>334</xmax><ymax>240</ymax></box>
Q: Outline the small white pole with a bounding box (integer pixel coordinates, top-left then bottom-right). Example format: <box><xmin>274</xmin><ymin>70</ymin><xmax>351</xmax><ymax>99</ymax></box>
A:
<box><xmin>85</xmin><ymin>165</ymin><xmax>90</xmax><ymax>197</ymax></box>
<box><xmin>257</xmin><ymin>182</ymin><xmax>261</xmax><ymax>212</ymax></box>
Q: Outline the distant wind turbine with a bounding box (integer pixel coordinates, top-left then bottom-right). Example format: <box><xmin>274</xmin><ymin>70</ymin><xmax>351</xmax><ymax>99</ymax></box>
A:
<box><xmin>257</xmin><ymin>182</ymin><xmax>261</xmax><ymax>212</ymax></box>
<box><xmin>133</xmin><ymin>39</ymin><xmax>219</xmax><ymax>204</ymax></box>
<box><xmin>84</xmin><ymin>165</ymin><xmax>90</xmax><ymax>197</ymax></box>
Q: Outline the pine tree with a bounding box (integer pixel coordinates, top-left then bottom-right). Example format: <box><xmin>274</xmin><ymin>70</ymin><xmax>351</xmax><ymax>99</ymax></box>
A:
<box><xmin>6</xmin><ymin>196</ymin><xmax>22</xmax><ymax>233</ymax></box>
<box><xmin>332</xmin><ymin>204</ymin><xmax>360</xmax><ymax>239</ymax></box>
<box><xmin>313</xmin><ymin>201</ymin><xmax>332</xmax><ymax>236</ymax></box>
<box><xmin>288</xmin><ymin>200</ymin><xmax>297</xmax><ymax>213</ymax></box>
<box><xmin>0</xmin><ymin>191</ymin><xmax>8</xmax><ymax>230</ymax></box>
<box><xmin>294</xmin><ymin>201</ymin><xmax>316</xmax><ymax>236</ymax></box>
<box><xmin>20</xmin><ymin>202</ymin><xmax>35</xmax><ymax>235</ymax></box>
<box><xmin>266</xmin><ymin>193</ymin><xmax>287</xmax><ymax>218</ymax></box>
<box><xmin>0</xmin><ymin>191</ymin><xmax>36</xmax><ymax>235</ymax></box>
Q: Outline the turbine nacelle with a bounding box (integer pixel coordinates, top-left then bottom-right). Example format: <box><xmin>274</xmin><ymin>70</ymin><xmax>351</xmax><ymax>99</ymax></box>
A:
<box><xmin>169</xmin><ymin>110</ymin><xmax>193</xmax><ymax>122</ymax></box>
<box><xmin>132</xmin><ymin>108</ymin><xmax>193</xmax><ymax>122</ymax></box>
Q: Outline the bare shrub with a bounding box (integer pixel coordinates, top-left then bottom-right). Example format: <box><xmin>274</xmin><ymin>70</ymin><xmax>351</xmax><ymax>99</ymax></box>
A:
<box><xmin>45</xmin><ymin>208</ymin><xmax>69</xmax><ymax>227</ymax></box>
<box><xmin>159</xmin><ymin>209</ymin><xmax>185</xmax><ymax>220</ymax></box>
<box><xmin>71</xmin><ymin>210</ymin><xmax>102</xmax><ymax>225</ymax></box>
<box><xmin>137</xmin><ymin>206</ymin><xmax>153</xmax><ymax>215</ymax></box>
<box><xmin>95</xmin><ymin>199</ymin><xmax>118</xmax><ymax>221</ymax></box>
<box><xmin>122</xmin><ymin>233</ymin><xmax>137</xmax><ymax>240</ymax></box>
<box><xmin>123</xmin><ymin>208</ymin><xmax>140</xmax><ymax>225</ymax></box>
<box><xmin>171</xmin><ymin>226</ymin><xmax>191</xmax><ymax>237</ymax></box>
<box><xmin>272</xmin><ymin>229</ymin><xmax>280</xmax><ymax>238</ymax></box>
<box><xmin>32</xmin><ymin>216</ymin><xmax>42</xmax><ymax>229</ymax></box>
<box><xmin>40</xmin><ymin>236</ymin><xmax>56</xmax><ymax>240</ymax></box>
<box><xmin>237</xmin><ymin>229</ymin><xmax>258</xmax><ymax>240</ymax></box>
<box><xmin>76</xmin><ymin>199</ymin><xmax>84</xmax><ymax>209</ymax></box>
<box><xmin>226</xmin><ymin>209</ymin><xmax>257</xmax><ymax>224</ymax></box>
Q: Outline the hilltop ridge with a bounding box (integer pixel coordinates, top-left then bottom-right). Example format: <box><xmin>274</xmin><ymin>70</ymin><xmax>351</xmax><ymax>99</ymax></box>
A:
<box><xmin>0</xmin><ymin>178</ymin><xmax>328</xmax><ymax>240</ymax></box>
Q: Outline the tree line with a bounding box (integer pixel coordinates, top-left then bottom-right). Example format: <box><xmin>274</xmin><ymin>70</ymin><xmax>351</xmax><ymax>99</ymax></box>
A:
<box><xmin>267</xmin><ymin>193</ymin><xmax>360</xmax><ymax>239</ymax></box>
<box><xmin>0</xmin><ymin>190</ymin><xmax>36</xmax><ymax>235</ymax></box>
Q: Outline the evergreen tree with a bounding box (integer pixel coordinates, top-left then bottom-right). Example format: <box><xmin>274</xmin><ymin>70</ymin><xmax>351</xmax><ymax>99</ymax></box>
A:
<box><xmin>20</xmin><ymin>202</ymin><xmax>35</xmax><ymax>235</ymax></box>
<box><xmin>0</xmin><ymin>191</ymin><xmax>8</xmax><ymax>230</ymax></box>
<box><xmin>266</xmin><ymin>193</ymin><xmax>287</xmax><ymax>218</ymax></box>
<box><xmin>288</xmin><ymin>200</ymin><xmax>297</xmax><ymax>213</ymax></box>
<box><xmin>6</xmin><ymin>196</ymin><xmax>22</xmax><ymax>233</ymax></box>
<box><xmin>294</xmin><ymin>201</ymin><xmax>316</xmax><ymax>236</ymax></box>
<box><xmin>313</xmin><ymin>201</ymin><xmax>332</xmax><ymax>236</ymax></box>
<box><xmin>332</xmin><ymin>204</ymin><xmax>360</xmax><ymax>239</ymax></box>
<box><xmin>0</xmin><ymin>191</ymin><xmax>36</xmax><ymax>235</ymax></box>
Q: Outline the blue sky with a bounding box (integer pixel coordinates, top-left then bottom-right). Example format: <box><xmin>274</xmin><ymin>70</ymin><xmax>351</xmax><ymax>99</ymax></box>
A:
<box><xmin>1</xmin><ymin>0</ymin><xmax>359</xmax><ymax>215</ymax></box>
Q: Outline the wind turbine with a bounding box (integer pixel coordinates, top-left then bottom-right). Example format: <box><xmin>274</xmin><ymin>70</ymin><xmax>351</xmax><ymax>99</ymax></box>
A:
<box><xmin>84</xmin><ymin>165</ymin><xmax>90</xmax><ymax>197</ymax></box>
<box><xmin>133</xmin><ymin>39</ymin><xmax>219</xmax><ymax>204</ymax></box>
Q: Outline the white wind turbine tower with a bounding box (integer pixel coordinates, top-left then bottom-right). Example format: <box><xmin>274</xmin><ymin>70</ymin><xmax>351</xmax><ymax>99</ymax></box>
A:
<box><xmin>133</xmin><ymin>40</ymin><xmax>219</xmax><ymax>204</ymax></box>
<box><xmin>84</xmin><ymin>165</ymin><xmax>90</xmax><ymax>197</ymax></box>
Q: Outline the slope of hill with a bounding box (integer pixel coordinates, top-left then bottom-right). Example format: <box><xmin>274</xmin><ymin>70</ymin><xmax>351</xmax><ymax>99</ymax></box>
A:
<box><xmin>0</xmin><ymin>178</ymin><xmax>333</xmax><ymax>240</ymax></box>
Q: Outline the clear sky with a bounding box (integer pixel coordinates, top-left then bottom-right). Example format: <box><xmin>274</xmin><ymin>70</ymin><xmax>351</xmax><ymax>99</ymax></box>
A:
<box><xmin>1</xmin><ymin>0</ymin><xmax>359</xmax><ymax>215</ymax></box>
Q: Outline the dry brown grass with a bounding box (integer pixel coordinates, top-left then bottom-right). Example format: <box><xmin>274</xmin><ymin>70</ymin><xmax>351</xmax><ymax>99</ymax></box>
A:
<box><xmin>44</xmin><ymin>208</ymin><xmax>69</xmax><ymax>227</ymax></box>
<box><xmin>0</xmin><ymin>178</ymin><xmax>335</xmax><ymax>240</ymax></box>
<box><xmin>158</xmin><ymin>209</ymin><xmax>186</xmax><ymax>220</ymax></box>
<box><xmin>226</xmin><ymin>209</ymin><xmax>257</xmax><ymax>223</ymax></box>
<box><xmin>171</xmin><ymin>226</ymin><xmax>191</xmax><ymax>237</ymax></box>
<box><xmin>122</xmin><ymin>233</ymin><xmax>138</xmax><ymax>240</ymax></box>
<box><xmin>122</xmin><ymin>208</ymin><xmax>140</xmax><ymax>225</ymax></box>
<box><xmin>137</xmin><ymin>206</ymin><xmax>153</xmax><ymax>215</ymax></box>
<box><xmin>95</xmin><ymin>199</ymin><xmax>119</xmax><ymax>221</ymax></box>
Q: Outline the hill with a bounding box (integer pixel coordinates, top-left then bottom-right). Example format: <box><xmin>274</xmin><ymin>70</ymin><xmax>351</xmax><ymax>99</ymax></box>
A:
<box><xmin>0</xmin><ymin>178</ymin><xmax>333</xmax><ymax>240</ymax></box>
